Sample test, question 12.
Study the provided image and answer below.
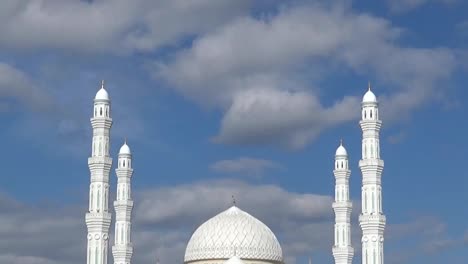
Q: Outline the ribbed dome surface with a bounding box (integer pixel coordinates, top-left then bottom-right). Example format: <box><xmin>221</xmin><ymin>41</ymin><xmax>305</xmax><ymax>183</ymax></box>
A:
<box><xmin>184</xmin><ymin>206</ymin><xmax>283</xmax><ymax>263</ymax></box>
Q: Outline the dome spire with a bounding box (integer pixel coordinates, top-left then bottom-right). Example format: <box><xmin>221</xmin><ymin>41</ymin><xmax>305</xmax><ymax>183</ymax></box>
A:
<box><xmin>95</xmin><ymin>79</ymin><xmax>110</xmax><ymax>101</ymax></box>
<box><xmin>232</xmin><ymin>195</ymin><xmax>236</xmax><ymax>206</ymax></box>
<box><xmin>362</xmin><ymin>81</ymin><xmax>377</xmax><ymax>103</ymax></box>
<box><xmin>119</xmin><ymin>138</ymin><xmax>131</xmax><ymax>155</ymax></box>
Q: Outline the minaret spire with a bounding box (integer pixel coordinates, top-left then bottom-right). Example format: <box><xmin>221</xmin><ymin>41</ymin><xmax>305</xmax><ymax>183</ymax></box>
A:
<box><xmin>359</xmin><ymin>83</ymin><xmax>385</xmax><ymax>264</ymax></box>
<box><xmin>332</xmin><ymin>140</ymin><xmax>354</xmax><ymax>264</ymax></box>
<box><xmin>86</xmin><ymin>81</ymin><xmax>113</xmax><ymax>264</ymax></box>
<box><xmin>112</xmin><ymin>139</ymin><xmax>134</xmax><ymax>264</ymax></box>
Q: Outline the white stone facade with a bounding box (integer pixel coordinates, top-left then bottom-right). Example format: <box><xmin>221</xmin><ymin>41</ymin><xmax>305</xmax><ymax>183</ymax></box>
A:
<box><xmin>86</xmin><ymin>82</ymin><xmax>113</xmax><ymax>264</ymax></box>
<box><xmin>81</xmin><ymin>82</ymin><xmax>390</xmax><ymax>264</ymax></box>
<box><xmin>332</xmin><ymin>142</ymin><xmax>354</xmax><ymax>264</ymax></box>
<box><xmin>359</xmin><ymin>87</ymin><xmax>386</xmax><ymax>264</ymax></box>
<box><xmin>112</xmin><ymin>141</ymin><xmax>134</xmax><ymax>264</ymax></box>
<box><xmin>184</xmin><ymin>206</ymin><xmax>283</xmax><ymax>264</ymax></box>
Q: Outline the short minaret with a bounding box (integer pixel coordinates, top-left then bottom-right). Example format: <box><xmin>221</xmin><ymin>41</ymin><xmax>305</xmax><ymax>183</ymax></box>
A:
<box><xmin>112</xmin><ymin>140</ymin><xmax>134</xmax><ymax>264</ymax></box>
<box><xmin>332</xmin><ymin>140</ymin><xmax>354</xmax><ymax>264</ymax></box>
<box><xmin>86</xmin><ymin>81</ymin><xmax>113</xmax><ymax>264</ymax></box>
<box><xmin>359</xmin><ymin>83</ymin><xmax>386</xmax><ymax>264</ymax></box>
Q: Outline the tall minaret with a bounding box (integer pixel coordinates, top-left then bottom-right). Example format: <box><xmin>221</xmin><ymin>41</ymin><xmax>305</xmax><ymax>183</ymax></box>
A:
<box><xmin>86</xmin><ymin>81</ymin><xmax>113</xmax><ymax>264</ymax></box>
<box><xmin>359</xmin><ymin>83</ymin><xmax>385</xmax><ymax>264</ymax></box>
<box><xmin>332</xmin><ymin>140</ymin><xmax>354</xmax><ymax>264</ymax></box>
<box><xmin>112</xmin><ymin>140</ymin><xmax>134</xmax><ymax>264</ymax></box>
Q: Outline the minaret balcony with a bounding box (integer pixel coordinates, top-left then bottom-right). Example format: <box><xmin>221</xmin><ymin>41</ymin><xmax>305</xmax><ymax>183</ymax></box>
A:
<box><xmin>359</xmin><ymin>214</ymin><xmax>386</xmax><ymax>230</ymax></box>
<box><xmin>332</xmin><ymin>201</ymin><xmax>352</xmax><ymax>209</ymax></box>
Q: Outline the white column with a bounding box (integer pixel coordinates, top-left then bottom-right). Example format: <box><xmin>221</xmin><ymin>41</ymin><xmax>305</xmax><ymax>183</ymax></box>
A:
<box><xmin>359</xmin><ymin>85</ymin><xmax>385</xmax><ymax>264</ymax></box>
<box><xmin>86</xmin><ymin>81</ymin><xmax>112</xmax><ymax>264</ymax></box>
<box><xmin>112</xmin><ymin>140</ymin><xmax>134</xmax><ymax>264</ymax></box>
<box><xmin>332</xmin><ymin>141</ymin><xmax>354</xmax><ymax>264</ymax></box>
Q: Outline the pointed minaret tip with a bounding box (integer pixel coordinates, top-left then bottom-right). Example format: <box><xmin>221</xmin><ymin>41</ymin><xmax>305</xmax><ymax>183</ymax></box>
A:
<box><xmin>101</xmin><ymin>79</ymin><xmax>105</xmax><ymax>89</ymax></box>
<box><xmin>308</xmin><ymin>256</ymin><xmax>312</xmax><ymax>264</ymax></box>
<box><xmin>368</xmin><ymin>81</ymin><xmax>371</xmax><ymax>91</ymax></box>
<box><xmin>232</xmin><ymin>195</ymin><xmax>236</xmax><ymax>206</ymax></box>
<box><xmin>340</xmin><ymin>138</ymin><xmax>343</xmax><ymax>146</ymax></box>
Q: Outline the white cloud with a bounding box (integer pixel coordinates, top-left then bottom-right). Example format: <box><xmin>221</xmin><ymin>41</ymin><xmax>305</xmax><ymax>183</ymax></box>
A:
<box><xmin>0</xmin><ymin>181</ymin><xmax>463</xmax><ymax>264</ymax></box>
<box><xmin>213</xmin><ymin>88</ymin><xmax>359</xmax><ymax>149</ymax></box>
<box><xmin>0</xmin><ymin>63</ymin><xmax>54</xmax><ymax>112</ymax></box>
<box><xmin>154</xmin><ymin>2</ymin><xmax>456</xmax><ymax>149</ymax></box>
<box><xmin>386</xmin><ymin>0</ymin><xmax>459</xmax><ymax>13</ymax></box>
<box><xmin>210</xmin><ymin>157</ymin><xmax>282</xmax><ymax>177</ymax></box>
<box><xmin>0</xmin><ymin>0</ymin><xmax>250</xmax><ymax>53</ymax></box>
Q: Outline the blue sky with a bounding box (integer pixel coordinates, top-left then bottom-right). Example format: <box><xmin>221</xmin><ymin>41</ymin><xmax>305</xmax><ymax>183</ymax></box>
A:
<box><xmin>0</xmin><ymin>0</ymin><xmax>467</xmax><ymax>263</ymax></box>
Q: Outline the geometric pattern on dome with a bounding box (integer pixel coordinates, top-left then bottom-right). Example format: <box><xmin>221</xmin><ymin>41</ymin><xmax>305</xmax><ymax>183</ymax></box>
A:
<box><xmin>184</xmin><ymin>206</ymin><xmax>283</xmax><ymax>263</ymax></box>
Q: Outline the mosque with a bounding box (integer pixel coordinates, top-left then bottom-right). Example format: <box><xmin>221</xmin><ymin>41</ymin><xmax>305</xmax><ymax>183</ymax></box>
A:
<box><xmin>85</xmin><ymin>81</ymin><xmax>385</xmax><ymax>264</ymax></box>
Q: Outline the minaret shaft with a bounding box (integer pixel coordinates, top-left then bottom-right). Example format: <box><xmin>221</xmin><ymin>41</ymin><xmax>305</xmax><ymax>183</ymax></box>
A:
<box><xmin>359</xmin><ymin>91</ymin><xmax>385</xmax><ymax>264</ymax></box>
<box><xmin>112</xmin><ymin>144</ymin><xmax>134</xmax><ymax>264</ymax></box>
<box><xmin>86</xmin><ymin>86</ymin><xmax>112</xmax><ymax>264</ymax></box>
<box><xmin>332</xmin><ymin>144</ymin><xmax>354</xmax><ymax>264</ymax></box>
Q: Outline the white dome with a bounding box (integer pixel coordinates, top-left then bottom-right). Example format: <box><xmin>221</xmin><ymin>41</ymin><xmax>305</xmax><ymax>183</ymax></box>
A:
<box><xmin>184</xmin><ymin>206</ymin><xmax>283</xmax><ymax>263</ymax></box>
<box><xmin>95</xmin><ymin>87</ymin><xmax>109</xmax><ymax>101</ymax></box>
<box><xmin>224</xmin><ymin>256</ymin><xmax>246</xmax><ymax>264</ymax></box>
<box><xmin>363</xmin><ymin>89</ymin><xmax>377</xmax><ymax>103</ymax></box>
<box><xmin>119</xmin><ymin>142</ymin><xmax>131</xmax><ymax>155</ymax></box>
<box><xmin>335</xmin><ymin>144</ymin><xmax>347</xmax><ymax>156</ymax></box>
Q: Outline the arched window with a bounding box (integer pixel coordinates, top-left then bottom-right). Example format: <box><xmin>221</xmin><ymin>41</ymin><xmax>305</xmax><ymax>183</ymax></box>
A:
<box><xmin>370</xmin><ymin>109</ymin><xmax>373</xmax><ymax>118</ymax></box>
<box><xmin>341</xmin><ymin>229</ymin><xmax>346</xmax><ymax>245</ymax></box>
<box><xmin>372</xmin><ymin>191</ymin><xmax>375</xmax><ymax>213</ymax></box>
<box><xmin>97</xmin><ymin>189</ymin><xmax>101</xmax><ymax>213</ymax></box>
<box><xmin>364</xmin><ymin>110</ymin><xmax>367</xmax><ymax>119</ymax></box>
<box><xmin>90</xmin><ymin>186</ymin><xmax>94</xmax><ymax>211</ymax></box>
<box><xmin>364</xmin><ymin>192</ymin><xmax>368</xmax><ymax>213</ymax></box>
<box><xmin>106</xmin><ymin>107</ymin><xmax>109</xmax><ymax>117</ymax></box>
<box><xmin>100</xmin><ymin>107</ymin><xmax>103</xmax><ymax>116</ymax></box>
<box><xmin>95</xmin><ymin>247</ymin><xmax>98</xmax><ymax>264</ymax></box>
<box><xmin>120</xmin><ymin>224</ymin><xmax>124</xmax><ymax>242</ymax></box>
<box><xmin>104</xmin><ymin>188</ymin><xmax>107</xmax><ymax>212</ymax></box>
